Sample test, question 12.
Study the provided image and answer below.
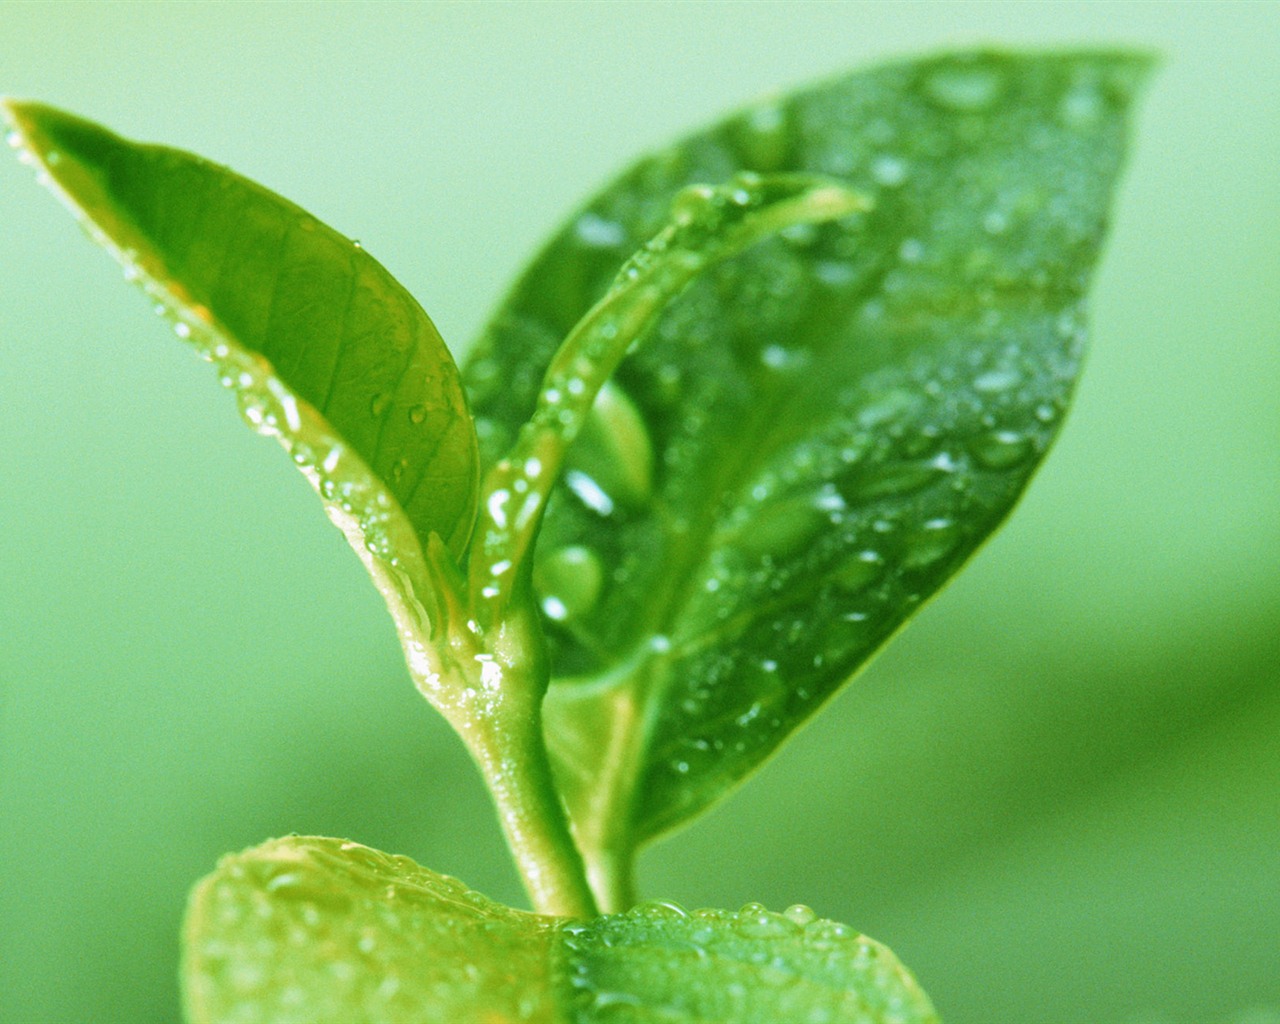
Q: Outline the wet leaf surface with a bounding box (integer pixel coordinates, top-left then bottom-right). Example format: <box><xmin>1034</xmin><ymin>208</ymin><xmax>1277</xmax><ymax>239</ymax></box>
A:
<box><xmin>184</xmin><ymin>836</ymin><xmax>937</xmax><ymax>1024</ymax></box>
<box><xmin>2</xmin><ymin>101</ymin><xmax>478</xmax><ymax>618</ymax></box>
<box><xmin>463</xmin><ymin>51</ymin><xmax>1152</xmax><ymax>864</ymax></box>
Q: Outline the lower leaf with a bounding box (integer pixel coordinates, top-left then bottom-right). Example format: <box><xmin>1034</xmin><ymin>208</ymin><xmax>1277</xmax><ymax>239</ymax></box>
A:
<box><xmin>183</xmin><ymin>836</ymin><xmax>938</xmax><ymax>1024</ymax></box>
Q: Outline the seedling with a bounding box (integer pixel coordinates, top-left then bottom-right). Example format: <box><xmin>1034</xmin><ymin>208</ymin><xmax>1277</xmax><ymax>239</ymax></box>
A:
<box><xmin>3</xmin><ymin>48</ymin><xmax>1149</xmax><ymax>1022</ymax></box>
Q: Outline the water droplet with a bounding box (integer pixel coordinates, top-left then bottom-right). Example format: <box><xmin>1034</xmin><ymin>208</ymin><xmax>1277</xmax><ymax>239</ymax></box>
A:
<box><xmin>903</xmin><ymin>517</ymin><xmax>959</xmax><ymax>570</ymax></box>
<box><xmin>369</xmin><ymin>393</ymin><xmax>390</xmax><ymax>417</ymax></box>
<box><xmin>638</xmin><ymin>899</ymin><xmax>689</xmax><ymax>920</ymax></box>
<box><xmin>671</xmin><ymin>183</ymin><xmax>717</xmax><ymax>226</ymax></box>
<box><xmin>969</xmin><ymin>429</ymin><xmax>1033</xmax><ymax>470</ymax></box>
<box><xmin>408</xmin><ymin>404</ymin><xmax>428</xmax><ymax>425</ymax></box>
<box><xmin>973</xmin><ymin>367</ymin><xmax>1020</xmax><ymax>393</ymax></box>
<box><xmin>784</xmin><ymin>904</ymin><xmax>817</xmax><ymax>927</ymax></box>
<box><xmin>923</xmin><ymin>61</ymin><xmax>1003</xmax><ymax>112</ymax></box>
<box><xmin>814</xmin><ymin>260</ymin><xmax>858</xmax><ymax>288</ymax></box>
<box><xmin>760</xmin><ymin>344</ymin><xmax>808</xmax><ymax>371</ymax></box>
<box><xmin>898</xmin><ymin>238</ymin><xmax>925</xmax><ymax>264</ymax></box>
<box><xmin>534</xmin><ymin>544</ymin><xmax>604</xmax><ymax>623</ymax></box>
<box><xmin>856</xmin><ymin>388</ymin><xmax>918</xmax><ymax>429</ymax></box>
<box><xmin>44</xmin><ymin>149</ymin><xmax>62</xmax><ymax>166</ymax></box>
<box><xmin>871</xmin><ymin>154</ymin><xmax>909</xmax><ymax>187</ymax></box>
<box><xmin>735</xmin><ymin>904</ymin><xmax>794</xmax><ymax>939</ymax></box>
<box><xmin>564</xmin><ymin>470</ymin><xmax>615</xmax><ymax>517</ymax></box>
<box><xmin>833</xmin><ymin>549</ymin><xmax>884</xmax><ymax>592</ymax></box>
<box><xmin>734</xmin><ymin>493</ymin><xmax>826</xmax><ymax>558</ymax></box>
<box><xmin>982</xmin><ymin>209</ymin><xmax>1009</xmax><ymax>235</ymax></box>
<box><xmin>569</xmin><ymin>381</ymin><xmax>653</xmax><ymax>505</ymax></box>
<box><xmin>173</xmin><ymin>321</ymin><xmax>191</xmax><ymax>339</ymax></box>
<box><xmin>1059</xmin><ymin>83</ymin><xmax>1105</xmax><ymax>128</ymax></box>
<box><xmin>5</xmin><ymin>130</ymin><xmax>21</xmax><ymax>149</ymax></box>
<box><xmin>486</xmin><ymin>489</ymin><xmax>510</xmax><ymax>529</ymax></box>
<box><xmin>574</xmin><ymin>212</ymin><xmax>626</xmax><ymax>248</ymax></box>
<box><xmin>848</xmin><ymin>461</ymin><xmax>944</xmax><ymax>501</ymax></box>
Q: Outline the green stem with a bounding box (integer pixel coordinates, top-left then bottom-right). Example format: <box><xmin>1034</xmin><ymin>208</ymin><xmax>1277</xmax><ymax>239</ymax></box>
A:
<box><xmin>402</xmin><ymin>538</ymin><xmax>596</xmax><ymax>917</ymax></box>
<box><xmin>583</xmin><ymin>844</ymin><xmax>637</xmax><ymax>915</ymax></box>
<box><xmin>450</xmin><ymin>173</ymin><xmax>872</xmax><ymax>915</ymax></box>
<box><xmin>468</xmin><ymin>693</ymin><xmax>599</xmax><ymax>918</ymax></box>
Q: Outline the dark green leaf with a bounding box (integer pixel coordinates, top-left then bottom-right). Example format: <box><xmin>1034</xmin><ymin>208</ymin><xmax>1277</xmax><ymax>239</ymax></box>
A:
<box><xmin>463</xmin><ymin>52</ymin><xmax>1152</xmax><ymax>871</ymax></box>
<box><xmin>183</xmin><ymin>836</ymin><xmax>936</xmax><ymax>1024</ymax></box>
<box><xmin>2</xmin><ymin>101</ymin><xmax>478</xmax><ymax>622</ymax></box>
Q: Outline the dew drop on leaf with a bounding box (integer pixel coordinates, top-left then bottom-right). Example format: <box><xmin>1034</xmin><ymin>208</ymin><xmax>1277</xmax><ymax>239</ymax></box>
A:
<box><xmin>870</xmin><ymin>154</ymin><xmax>909</xmax><ymax>187</ymax></box>
<box><xmin>1059</xmin><ymin>82</ymin><xmax>1105</xmax><ymax>128</ymax></box>
<box><xmin>574</xmin><ymin>211</ymin><xmax>627</xmax><ymax>249</ymax></box>
<box><xmin>903</xmin><ymin>517</ymin><xmax>960</xmax><ymax>571</ymax></box>
<box><xmin>535</xmin><ymin>544</ymin><xmax>605</xmax><ymax>623</ymax></box>
<box><xmin>922</xmin><ymin>61</ymin><xmax>1003</xmax><ymax>112</ymax></box>
<box><xmin>968</xmin><ymin>429</ymin><xmax>1034</xmax><ymax>470</ymax></box>
<box><xmin>832</xmin><ymin>549</ymin><xmax>885</xmax><ymax>593</ymax></box>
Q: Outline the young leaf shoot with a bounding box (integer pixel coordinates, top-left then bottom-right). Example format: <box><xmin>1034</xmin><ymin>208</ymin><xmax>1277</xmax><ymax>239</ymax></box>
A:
<box><xmin>3</xmin><ymin>46</ymin><xmax>1150</xmax><ymax>1023</ymax></box>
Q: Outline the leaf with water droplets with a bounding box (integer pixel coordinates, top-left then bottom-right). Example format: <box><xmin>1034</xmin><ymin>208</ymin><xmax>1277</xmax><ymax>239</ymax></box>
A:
<box><xmin>1</xmin><ymin>100</ymin><xmax>478</xmax><ymax>641</ymax></box>
<box><xmin>183</xmin><ymin>836</ymin><xmax>560</xmax><ymax>1024</ymax></box>
<box><xmin>183</xmin><ymin>835</ymin><xmax>937</xmax><ymax>1024</ymax></box>
<box><xmin>463</xmin><ymin>50</ymin><xmax>1153</xmax><ymax>893</ymax></box>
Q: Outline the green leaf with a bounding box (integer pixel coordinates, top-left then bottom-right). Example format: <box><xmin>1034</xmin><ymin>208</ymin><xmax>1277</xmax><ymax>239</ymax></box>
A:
<box><xmin>463</xmin><ymin>51</ymin><xmax>1153</xmax><ymax>887</ymax></box>
<box><xmin>2</xmin><ymin>100</ymin><xmax>478</xmax><ymax>629</ymax></box>
<box><xmin>183</xmin><ymin>836</ymin><xmax>937</xmax><ymax>1024</ymax></box>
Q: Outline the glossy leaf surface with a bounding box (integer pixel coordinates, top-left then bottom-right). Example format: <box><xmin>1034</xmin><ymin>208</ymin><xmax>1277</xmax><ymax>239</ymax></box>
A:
<box><xmin>464</xmin><ymin>52</ymin><xmax>1151</xmax><ymax>861</ymax></box>
<box><xmin>2</xmin><ymin>101</ymin><xmax>478</xmax><ymax>620</ymax></box>
<box><xmin>183</xmin><ymin>836</ymin><xmax>936</xmax><ymax>1024</ymax></box>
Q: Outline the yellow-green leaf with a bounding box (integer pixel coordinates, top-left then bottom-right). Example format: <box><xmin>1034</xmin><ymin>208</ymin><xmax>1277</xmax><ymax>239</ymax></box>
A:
<box><xmin>2</xmin><ymin>100</ymin><xmax>478</xmax><ymax>628</ymax></box>
<box><xmin>183</xmin><ymin>836</ymin><xmax>937</xmax><ymax>1024</ymax></box>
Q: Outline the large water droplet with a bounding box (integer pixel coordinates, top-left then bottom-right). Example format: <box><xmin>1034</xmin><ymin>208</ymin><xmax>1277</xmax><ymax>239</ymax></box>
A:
<box><xmin>534</xmin><ymin>544</ymin><xmax>604</xmax><ymax>623</ymax></box>
<box><xmin>567</xmin><ymin>381</ymin><xmax>653</xmax><ymax>506</ymax></box>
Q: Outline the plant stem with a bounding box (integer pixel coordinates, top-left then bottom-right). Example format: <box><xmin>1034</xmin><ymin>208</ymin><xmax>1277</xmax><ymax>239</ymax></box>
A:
<box><xmin>467</xmin><ymin>694</ymin><xmax>599</xmax><ymax>919</ymax></box>
<box><xmin>421</xmin><ymin>562</ymin><xmax>598</xmax><ymax>918</ymax></box>
<box><xmin>452</xmin><ymin>174</ymin><xmax>873</xmax><ymax>916</ymax></box>
<box><xmin>582</xmin><ymin>844</ymin><xmax>637</xmax><ymax>915</ymax></box>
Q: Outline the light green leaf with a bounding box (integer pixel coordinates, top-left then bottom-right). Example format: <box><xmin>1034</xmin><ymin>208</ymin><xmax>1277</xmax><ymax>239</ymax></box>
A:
<box><xmin>183</xmin><ymin>836</ymin><xmax>937</xmax><ymax>1024</ymax></box>
<box><xmin>2</xmin><ymin>101</ymin><xmax>478</xmax><ymax>631</ymax></box>
<box><xmin>463</xmin><ymin>51</ymin><xmax>1152</xmax><ymax>893</ymax></box>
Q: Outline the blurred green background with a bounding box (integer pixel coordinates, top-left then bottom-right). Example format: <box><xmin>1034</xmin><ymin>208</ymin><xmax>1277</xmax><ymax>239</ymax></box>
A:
<box><xmin>1</xmin><ymin>3</ymin><xmax>1276</xmax><ymax>1022</ymax></box>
